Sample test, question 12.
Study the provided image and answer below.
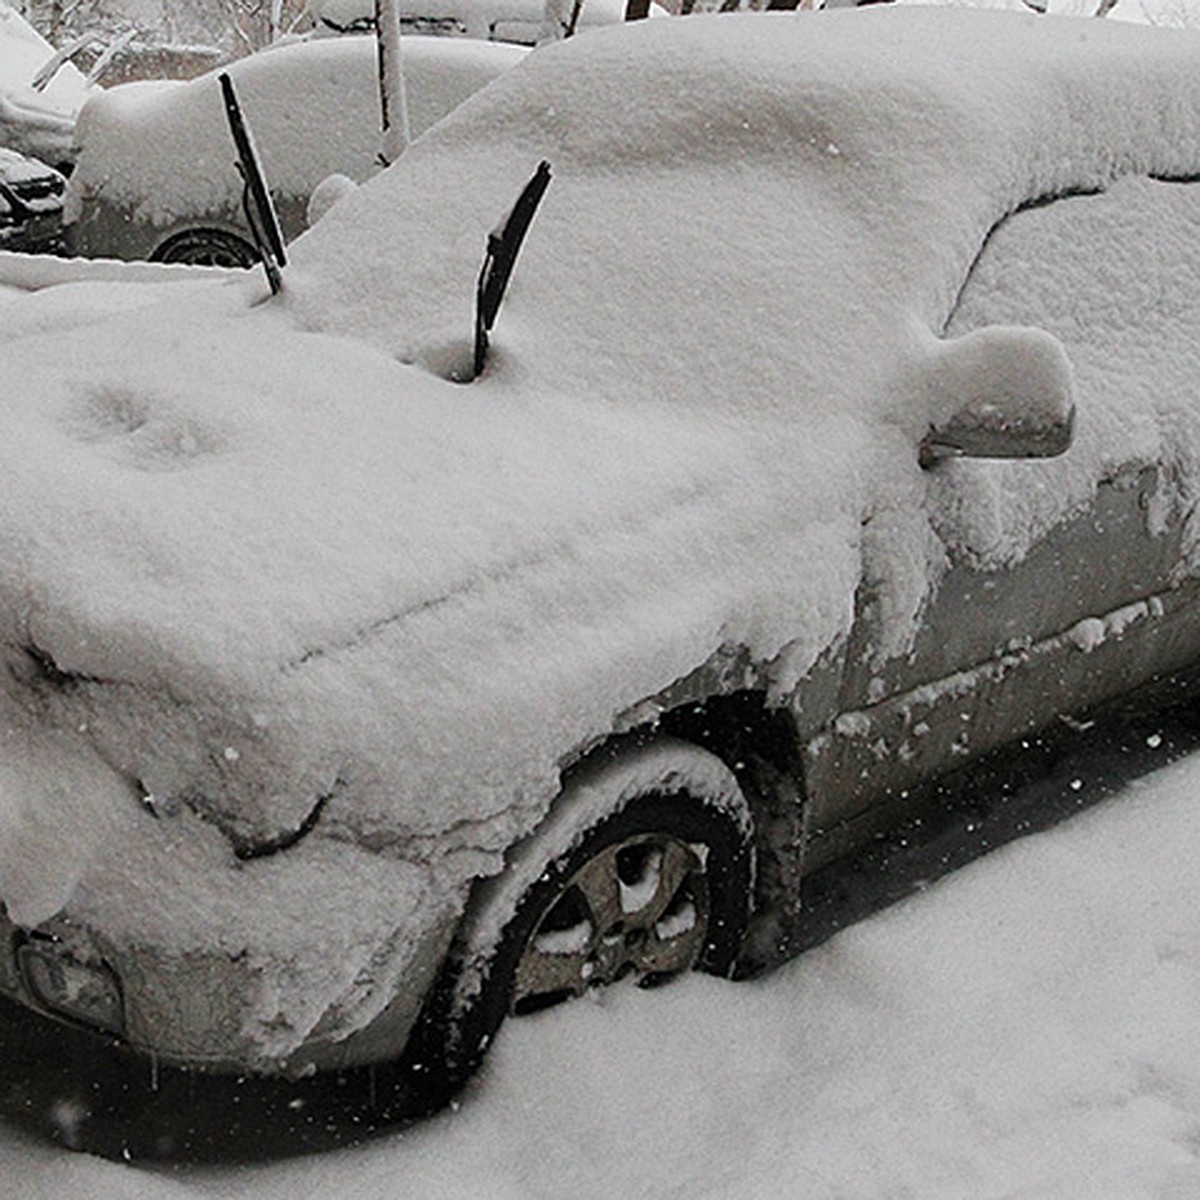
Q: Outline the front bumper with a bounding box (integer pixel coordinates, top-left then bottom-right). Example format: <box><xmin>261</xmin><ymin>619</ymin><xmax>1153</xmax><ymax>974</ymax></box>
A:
<box><xmin>0</xmin><ymin>824</ymin><xmax>463</xmax><ymax>1078</ymax></box>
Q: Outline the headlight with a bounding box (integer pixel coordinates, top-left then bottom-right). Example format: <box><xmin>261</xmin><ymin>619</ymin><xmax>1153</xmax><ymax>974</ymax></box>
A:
<box><xmin>16</xmin><ymin>939</ymin><xmax>124</xmax><ymax>1035</ymax></box>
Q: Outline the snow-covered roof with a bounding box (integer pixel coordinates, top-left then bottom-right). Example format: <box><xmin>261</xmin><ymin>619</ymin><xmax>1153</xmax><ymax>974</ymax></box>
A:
<box><xmin>2</xmin><ymin>7</ymin><xmax>1200</xmax><ymax>1060</ymax></box>
<box><xmin>289</xmin><ymin>7</ymin><xmax>1200</xmax><ymax>369</ymax></box>
<box><xmin>284</xmin><ymin>5</ymin><xmax>1200</xmax><ymax>652</ymax></box>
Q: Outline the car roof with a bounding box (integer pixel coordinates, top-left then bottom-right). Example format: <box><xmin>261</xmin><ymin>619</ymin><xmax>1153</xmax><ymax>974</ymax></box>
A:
<box><xmin>287</xmin><ymin>8</ymin><xmax>1200</xmax><ymax>417</ymax></box>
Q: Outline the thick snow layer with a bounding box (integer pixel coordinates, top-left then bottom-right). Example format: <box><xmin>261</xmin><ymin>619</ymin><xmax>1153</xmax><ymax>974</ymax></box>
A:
<box><xmin>11</xmin><ymin>743</ymin><xmax>1200</xmax><ymax>1196</ymax></box>
<box><xmin>0</xmin><ymin>248</ymin><xmax>232</xmax><ymax>290</ymax></box>
<box><xmin>3</xmin><ymin>9</ymin><xmax>1200</xmax><ymax>1060</ymax></box>
<box><xmin>65</xmin><ymin>36</ymin><xmax>526</xmax><ymax>227</ymax></box>
<box><xmin>0</xmin><ymin>685</ymin><xmax>457</xmax><ymax>1060</ymax></box>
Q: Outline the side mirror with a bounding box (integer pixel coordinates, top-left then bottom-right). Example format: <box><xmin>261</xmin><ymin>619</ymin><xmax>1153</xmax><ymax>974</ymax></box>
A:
<box><xmin>919</xmin><ymin>325</ymin><xmax>1075</xmax><ymax>468</ymax></box>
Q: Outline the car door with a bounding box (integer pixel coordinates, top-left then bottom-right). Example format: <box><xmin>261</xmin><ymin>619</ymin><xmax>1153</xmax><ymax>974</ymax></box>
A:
<box><xmin>801</xmin><ymin>175</ymin><xmax>1200</xmax><ymax>866</ymax></box>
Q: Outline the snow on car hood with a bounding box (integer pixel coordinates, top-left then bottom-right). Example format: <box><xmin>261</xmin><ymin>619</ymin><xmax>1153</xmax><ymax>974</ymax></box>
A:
<box><xmin>0</xmin><ymin>270</ymin><xmax>860</xmax><ymax>893</ymax></box>
<box><xmin>2</xmin><ymin>8</ymin><xmax>1200</xmax><ymax>997</ymax></box>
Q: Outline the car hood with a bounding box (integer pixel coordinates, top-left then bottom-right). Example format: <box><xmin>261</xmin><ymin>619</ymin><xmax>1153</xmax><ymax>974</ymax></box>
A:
<box><xmin>0</xmin><ymin>273</ymin><xmax>866</xmax><ymax>871</ymax></box>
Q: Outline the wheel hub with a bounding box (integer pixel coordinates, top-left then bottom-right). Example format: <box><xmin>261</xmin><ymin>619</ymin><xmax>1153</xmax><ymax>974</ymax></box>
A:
<box><xmin>510</xmin><ymin>833</ymin><xmax>710</xmax><ymax>1017</ymax></box>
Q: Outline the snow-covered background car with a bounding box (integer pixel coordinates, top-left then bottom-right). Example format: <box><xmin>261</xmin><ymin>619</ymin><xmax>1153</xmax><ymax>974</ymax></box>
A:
<box><xmin>0</xmin><ymin>0</ymin><xmax>91</xmax><ymax>170</ymax></box>
<box><xmin>0</xmin><ymin>147</ymin><xmax>65</xmax><ymax>250</ymax></box>
<box><xmin>1</xmin><ymin>7</ymin><xmax>1199</xmax><ymax>1099</ymax></box>
<box><xmin>62</xmin><ymin>34</ymin><xmax>526</xmax><ymax>265</ymax></box>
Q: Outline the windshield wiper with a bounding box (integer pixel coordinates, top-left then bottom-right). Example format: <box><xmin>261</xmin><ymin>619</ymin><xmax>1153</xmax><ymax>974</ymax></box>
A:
<box><xmin>473</xmin><ymin>160</ymin><xmax>552</xmax><ymax>378</ymax></box>
<box><xmin>219</xmin><ymin>72</ymin><xmax>287</xmax><ymax>296</ymax></box>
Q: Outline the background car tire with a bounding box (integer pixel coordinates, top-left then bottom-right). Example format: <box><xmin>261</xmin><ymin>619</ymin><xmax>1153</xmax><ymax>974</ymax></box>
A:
<box><xmin>150</xmin><ymin>228</ymin><xmax>259</xmax><ymax>268</ymax></box>
<box><xmin>424</xmin><ymin>766</ymin><xmax>755</xmax><ymax>1088</ymax></box>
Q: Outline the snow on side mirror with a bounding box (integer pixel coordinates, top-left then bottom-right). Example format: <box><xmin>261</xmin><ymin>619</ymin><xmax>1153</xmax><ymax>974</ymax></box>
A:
<box><xmin>919</xmin><ymin>326</ymin><xmax>1075</xmax><ymax>469</ymax></box>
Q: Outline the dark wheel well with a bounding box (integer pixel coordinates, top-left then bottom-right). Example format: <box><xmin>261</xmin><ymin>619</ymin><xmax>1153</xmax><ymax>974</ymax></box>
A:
<box><xmin>657</xmin><ymin>689</ymin><xmax>804</xmax><ymax>785</ymax></box>
<box><xmin>656</xmin><ymin>692</ymin><xmax>808</xmax><ymax>973</ymax></box>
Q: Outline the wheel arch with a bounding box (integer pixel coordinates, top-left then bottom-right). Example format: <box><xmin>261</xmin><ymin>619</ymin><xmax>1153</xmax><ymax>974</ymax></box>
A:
<box><xmin>443</xmin><ymin>686</ymin><xmax>809</xmax><ymax>1016</ymax></box>
<box><xmin>568</xmin><ymin>690</ymin><xmax>810</xmax><ymax>975</ymax></box>
<box><xmin>456</xmin><ymin>736</ymin><xmax>757</xmax><ymax>977</ymax></box>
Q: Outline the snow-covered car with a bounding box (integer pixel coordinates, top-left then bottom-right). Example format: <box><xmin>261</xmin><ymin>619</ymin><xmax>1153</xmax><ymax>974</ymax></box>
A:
<box><xmin>1</xmin><ymin>8</ymin><xmax>1199</xmax><ymax>1097</ymax></box>
<box><xmin>0</xmin><ymin>147</ymin><xmax>64</xmax><ymax>250</ymax></box>
<box><xmin>0</xmin><ymin>1</ymin><xmax>91</xmax><ymax>170</ymax></box>
<box><xmin>62</xmin><ymin>34</ymin><xmax>527</xmax><ymax>265</ymax></box>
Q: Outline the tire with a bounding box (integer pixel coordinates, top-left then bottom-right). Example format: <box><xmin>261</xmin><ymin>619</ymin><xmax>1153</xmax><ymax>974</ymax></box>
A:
<box><xmin>426</xmin><ymin>750</ymin><xmax>755</xmax><ymax>1085</ymax></box>
<box><xmin>151</xmin><ymin>228</ymin><xmax>259</xmax><ymax>269</ymax></box>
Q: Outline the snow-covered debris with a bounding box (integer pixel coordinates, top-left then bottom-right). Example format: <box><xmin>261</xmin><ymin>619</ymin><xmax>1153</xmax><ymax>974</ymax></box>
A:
<box><xmin>0</xmin><ymin>8</ymin><xmax>1199</xmax><ymax>1068</ymax></box>
<box><xmin>0</xmin><ymin>1</ymin><xmax>91</xmax><ymax>167</ymax></box>
<box><xmin>0</xmin><ymin>148</ymin><xmax>64</xmax><ymax>251</ymax></box>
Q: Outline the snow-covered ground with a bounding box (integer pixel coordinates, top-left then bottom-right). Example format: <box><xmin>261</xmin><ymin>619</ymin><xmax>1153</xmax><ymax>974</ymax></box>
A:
<box><xmin>9</xmin><ymin>719</ymin><xmax>1200</xmax><ymax>1199</ymax></box>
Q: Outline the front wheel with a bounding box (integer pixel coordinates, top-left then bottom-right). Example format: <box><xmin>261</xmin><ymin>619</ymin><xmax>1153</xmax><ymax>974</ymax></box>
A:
<box><xmin>428</xmin><ymin>743</ymin><xmax>755</xmax><ymax>1083</ymax></box>
<box><xmin>510</xmin><ymin>821</ymin><xmax>714</xmax><ymax>1016</ymax></box>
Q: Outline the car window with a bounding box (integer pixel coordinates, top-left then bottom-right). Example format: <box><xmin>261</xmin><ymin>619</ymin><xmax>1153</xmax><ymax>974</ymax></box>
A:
<box><xmin>841</xmin><ymin>177</ymin><xmax>1200</xmax><ymax>706</ymax></box>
